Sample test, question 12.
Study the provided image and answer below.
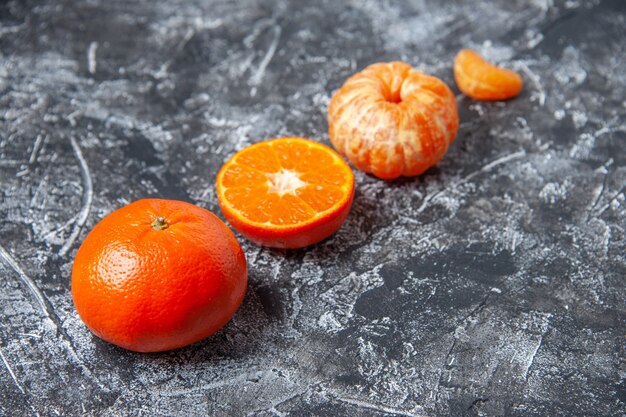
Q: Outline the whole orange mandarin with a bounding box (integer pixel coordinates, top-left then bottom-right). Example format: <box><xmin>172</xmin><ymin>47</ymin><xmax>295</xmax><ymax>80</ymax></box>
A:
<box><xmin>328</xmin><ymin>61</ymin><xmax>459</xmax><ymax>179</ymax></box>
<box><xmin>71</xmin><ymin>199</ymin><xmax>247</xmax><ymax>352</ymax></box>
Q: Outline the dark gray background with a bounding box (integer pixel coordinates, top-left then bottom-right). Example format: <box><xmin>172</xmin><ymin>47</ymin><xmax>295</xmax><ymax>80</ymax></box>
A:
<box><xmin>1</xmin><ymin>0</ymin><xmax>624</xmax><ymax>416</ymax></box>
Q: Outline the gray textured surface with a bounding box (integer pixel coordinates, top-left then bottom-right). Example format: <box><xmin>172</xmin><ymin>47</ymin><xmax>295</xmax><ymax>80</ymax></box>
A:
<box><xmin>1</xmin><ymin>0</ymin><xmax>625</xmax><ymax>415</ymax></box>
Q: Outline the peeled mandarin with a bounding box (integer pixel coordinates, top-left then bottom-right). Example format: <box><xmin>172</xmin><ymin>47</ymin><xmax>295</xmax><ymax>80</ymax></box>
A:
<box><xmin>328</xmin><ymin>61</ymin><xmax>459</xmax><ymax>180</ymax></box>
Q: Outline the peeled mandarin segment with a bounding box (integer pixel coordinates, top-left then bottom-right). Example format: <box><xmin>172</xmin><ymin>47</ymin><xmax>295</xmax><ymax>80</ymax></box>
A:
<box><xmin>412</xmin><ymin>99</ymin><xmax>448</xmax><ymax>159</ymax></box>
<box><xmin>335</xmin><ymin>101</ymin><xmax>379</xmax><ymax>158</ymax></box>
<box><xmin>372</xmin><ymin>62</ymin><xmax>411</xmax><ymax>103</ymax></box>
<box><xmin>328</xmin><ymin>61</ymin><xmax>459</xmax><ymax>180</ymax></box>
<box><xmin>369</xmin><ymin>141</ymin><xmax>405</xmax><ymax>180</ymax></box>
<box><xmin>454</xmin><ymin>49</ymin><xmax>523</xmax><ymax>101</ymax></box>
<box><xmin>216</xmin><ymin>137</ymin><xmax>355</xmax><ymax>248</ymax></box>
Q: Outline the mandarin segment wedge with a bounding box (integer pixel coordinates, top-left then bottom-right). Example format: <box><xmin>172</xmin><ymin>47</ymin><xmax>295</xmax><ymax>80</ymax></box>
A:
<box><xmin>454</xmin><ymin>49</ymin><xmax>523</xmax><ymax>101</ymax></box>
<box><xmin>328</xmin><ymin>61</ymin><xmax>459</xmax><ymax>180</ymax></box>
<box><xmin>216</xmin><ymin>137</ymin><xmax>355</xmax><ymax>249</ymax></box>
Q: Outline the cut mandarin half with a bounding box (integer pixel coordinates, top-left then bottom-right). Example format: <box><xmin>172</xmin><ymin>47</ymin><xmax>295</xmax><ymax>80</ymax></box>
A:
<box><xmin>454</xmin><ymin>49</ymin><xmax>523</xmax><ymax>101</ymax></box>
<box><xmin>216</xmin><ymin>137</ymin><xmax>355</xmax><ymax>249</ymax></box>
<box><xmin>328</xmin><ymin>61</ymin><xmax>459</xmax><ymax>180</ymax></box>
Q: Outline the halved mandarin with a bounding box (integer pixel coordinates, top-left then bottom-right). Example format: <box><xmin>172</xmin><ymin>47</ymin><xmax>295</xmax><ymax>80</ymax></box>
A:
<box><xmin>454</xmin><ymin>49</ymin><xmax>523</xmax><ymax>101</ymax></box>
<box><xmin>328</xmin><ymin>61</ymin><xmax>459</xmax><ymax>180</ymax></box>
<box><xmin>216</xmin><ymin>137</ymin><xmax>355</xmax><ymax>249</ymax></box>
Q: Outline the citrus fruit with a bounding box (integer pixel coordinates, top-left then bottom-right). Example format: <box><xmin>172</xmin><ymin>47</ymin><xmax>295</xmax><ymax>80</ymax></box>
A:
<box><xmin>216</xmin><ymin>137</ymin><xmax>354</xmax><ymax>249</ymax></box>
<box><xmin>328</xmin><ymin>61</ymin><xmax>459</xmax><ymax>180</ymax></box>
<box><xmin>71</xmin><ymin>199</ymin><xmax>247</xmax><ymax>352</ymax></box>
<box><xmin>453</xmin><ymin>49</ymin><xmax>523</xmax><ymax>101</ymax></box>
